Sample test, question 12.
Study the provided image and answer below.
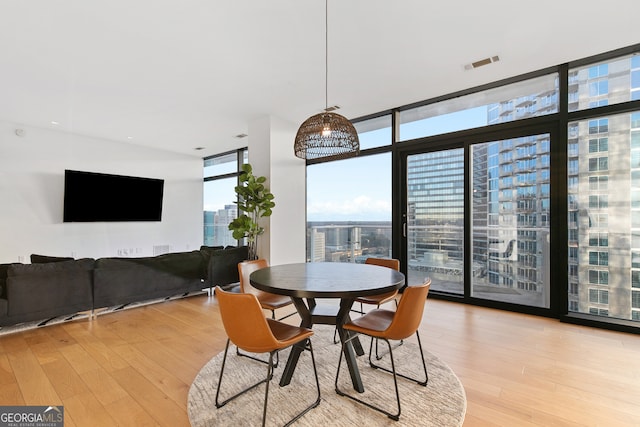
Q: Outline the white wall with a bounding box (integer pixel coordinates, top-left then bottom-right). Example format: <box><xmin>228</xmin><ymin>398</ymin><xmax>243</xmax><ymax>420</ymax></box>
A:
<box><xmin>0</xmin><ymin>121</ymin><xmax>203</xmax><ymax>263</ymax></box>
<box><xmin>248</xmin><ymin>116</ymin><xmax>306</xmax><ymax>265</ymax></box>
<box><xmin>268</xmin><ymin>116</ymin><xmax>306</xmax><ymax>265</ymax></box>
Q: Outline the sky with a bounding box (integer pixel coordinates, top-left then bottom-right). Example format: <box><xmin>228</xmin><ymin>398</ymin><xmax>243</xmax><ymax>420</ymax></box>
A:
<box><xmin>307</xmin><ymin>106</ymin><xmax>488</xmax><ymax>221</ymax></box>
<box><xmin>204</xmin><ymin>106</ymin><xmax>489</xmax><ymax>221</ymax></box>
<box><xmin>307</xmin><ymin>152</ymin><xmax>392</xmax><ymax>221</ymax></box>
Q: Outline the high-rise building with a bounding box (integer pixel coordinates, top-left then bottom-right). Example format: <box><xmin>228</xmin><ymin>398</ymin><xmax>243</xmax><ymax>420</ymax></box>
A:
<box><xmin>309</xmin><ymin>228</ymin><xmax>326</xmax><ymax>262</ymax></box>
<box><xmin>565</xmin><ymin>55</ymin><xmax>640</xmax><ymax>320</ymax></box>
<box><xmin>203</xmin><ymin>204</ymin><xmax>237</xmax><ymax>247</ymax></box>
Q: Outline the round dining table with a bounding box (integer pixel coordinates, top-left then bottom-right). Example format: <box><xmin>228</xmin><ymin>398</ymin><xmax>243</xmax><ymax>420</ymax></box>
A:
<box><xmin>250</xmin><ymin>261</ymin><xmax>405</xmax><ymax>393</ymax></box>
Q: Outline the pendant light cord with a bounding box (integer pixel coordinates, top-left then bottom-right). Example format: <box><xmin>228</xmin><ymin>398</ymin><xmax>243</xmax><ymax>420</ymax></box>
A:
<box><xmin>325</xmin><ymin>0</ymin><xmax>328</xmax><ymax>111</ymax></box>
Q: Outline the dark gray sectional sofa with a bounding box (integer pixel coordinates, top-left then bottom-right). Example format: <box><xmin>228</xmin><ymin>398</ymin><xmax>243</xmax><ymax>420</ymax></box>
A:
<box><xmin>0</xmin><ymin>245</ymin><xmax>248</xmax><ymax>328</ymax></box>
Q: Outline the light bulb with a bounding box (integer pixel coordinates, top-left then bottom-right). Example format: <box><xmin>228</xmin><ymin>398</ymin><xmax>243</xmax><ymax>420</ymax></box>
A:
<box><xmin>322</xmin><ymin>115</ymin><xmax>332</xmax><ymax>137</ymax></box>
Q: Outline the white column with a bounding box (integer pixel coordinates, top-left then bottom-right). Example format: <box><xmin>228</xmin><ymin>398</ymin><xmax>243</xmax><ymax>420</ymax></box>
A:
<box><xmin>248</xmin><ymin>116</ymin><xmax>306</xmax><ymax>264</ymax></box>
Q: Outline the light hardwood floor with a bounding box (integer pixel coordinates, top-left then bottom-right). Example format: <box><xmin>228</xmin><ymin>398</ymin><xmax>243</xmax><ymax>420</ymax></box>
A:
<box><xmin>1</xmin><ymin>293</ymin><xmax>639</xmax><ymax>426</ymax></box>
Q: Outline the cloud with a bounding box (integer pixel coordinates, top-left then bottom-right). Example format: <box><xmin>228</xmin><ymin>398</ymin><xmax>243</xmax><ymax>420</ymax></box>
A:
<box><xmin>307</xmin><ymin>195</ymin><xmax>391</xmax><ymax>220</ymax></box>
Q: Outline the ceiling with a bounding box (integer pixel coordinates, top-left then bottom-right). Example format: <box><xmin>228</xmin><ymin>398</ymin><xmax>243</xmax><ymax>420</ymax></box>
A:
<box><xmin>1</xmin><ymin>1</ymin><xmax>638</xmax><ymax>159</ymax></box>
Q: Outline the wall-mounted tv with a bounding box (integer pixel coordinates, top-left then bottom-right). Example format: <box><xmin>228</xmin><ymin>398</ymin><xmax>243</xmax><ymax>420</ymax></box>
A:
<box><xmin>63</xmin><ymin>169</ymin><xmax>164</xmax><ymax>222</ymax></box>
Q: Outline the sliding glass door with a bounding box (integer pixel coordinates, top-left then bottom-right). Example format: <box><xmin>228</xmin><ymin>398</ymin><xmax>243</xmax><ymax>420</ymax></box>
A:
<box><xmin>405</xmin><ymin>148</ymin><xmax>464</xmax><ymax>293</ymax></box>
<box><xmin>403</xmin><ymin>131</ymin><xmax>552</xmax><ymax>310</ymax></box>
<box><xmin>470</xmin><ymin>134</ymin><xmax>551</xmax><ymax>308</ymax></box>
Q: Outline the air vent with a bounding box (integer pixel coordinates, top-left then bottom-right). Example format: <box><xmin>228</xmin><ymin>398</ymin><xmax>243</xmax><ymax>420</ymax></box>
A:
<box><xmin>464</xmin><ymin>55</ymin><xmax>500</xmax><ymax>70</ymax></box>
<box><xmin>235</xmin><ymin>133</ymin><xmax>248</xmax><ymax>139</ymax></box>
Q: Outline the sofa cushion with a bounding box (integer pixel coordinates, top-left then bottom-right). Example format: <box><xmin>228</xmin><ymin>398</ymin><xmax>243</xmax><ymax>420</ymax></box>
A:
<box><xmin>6</xmin><ymin>258</ymin><xmax>95</xmax><ymax>317</ymax></box>
<box><xmin>30</xmin><ymin>254</ymin><xmax>74</xmax><ymax>263</ymax></box>
<box><xmin>9</xmin><ymin>258</ymin><xmax>94</xmax><ymax>276</ymax></box>
<box><xmin>155</xmin><ymin>250</ymin><xmax>206</xmax><ymax>280</ymax></box>
<box><xmin>96</xmin><ymin>250</ymin><xmax>205</xmax><ymax>280</ymax></box>
<box><xmin>204</xmin><ymin>245</ymin><xmax>248</xmax><ymax>287</ymax></box>
<box><xmin>199</xmin><ymin>245</ymin><xmax>224</xmax><ymax>267</ymax></box>
<box><xmin>93</xmin><ymin>251</ymin><xmax>206</xmax><ymax>308</ymax></box>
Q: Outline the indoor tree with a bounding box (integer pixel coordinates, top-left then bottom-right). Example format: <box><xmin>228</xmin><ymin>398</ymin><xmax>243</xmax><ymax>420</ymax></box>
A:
<box><xmin>228</xmin><ymin>163</ymin><xmax>275</xmax><ymax>260</ymax></box>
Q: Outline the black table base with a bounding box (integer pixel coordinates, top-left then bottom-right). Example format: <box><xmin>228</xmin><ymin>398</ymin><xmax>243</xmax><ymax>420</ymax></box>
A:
<box><xmin>279</xmin><ymin>297</ymin><xmax>366</xmax><ymax>393</ymax></box>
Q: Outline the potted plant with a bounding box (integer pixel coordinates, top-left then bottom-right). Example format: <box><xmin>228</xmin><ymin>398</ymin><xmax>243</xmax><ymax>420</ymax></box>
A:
<box><xmin>228</xmin><ymin>163</ymin><xmax>276</xmax><ymax>260</ymax></box>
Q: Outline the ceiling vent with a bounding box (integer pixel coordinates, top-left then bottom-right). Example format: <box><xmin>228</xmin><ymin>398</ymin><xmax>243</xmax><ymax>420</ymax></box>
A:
<box><xmin>235</xmin><ymin>133</ymin><xmax>248</xmax><ymax>139</ymax></box>
<box><xmin>464</xmin><ymin>55</ymin><xmax>500</xmax><ymax>70</ymax></box>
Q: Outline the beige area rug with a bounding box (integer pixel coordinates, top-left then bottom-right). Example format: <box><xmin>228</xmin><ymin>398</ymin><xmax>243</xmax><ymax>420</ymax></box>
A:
<box><xmin>188</xmin><ymin>325</ymin><xmax>466</xmax><ymax>426</ymax></box>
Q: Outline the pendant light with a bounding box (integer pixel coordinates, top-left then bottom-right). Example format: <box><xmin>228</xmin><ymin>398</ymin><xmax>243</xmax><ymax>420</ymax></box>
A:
<box><xmin>294</xmin><ymin>0</ymin><xmax>360</xmax><ymax>160</ymax></box>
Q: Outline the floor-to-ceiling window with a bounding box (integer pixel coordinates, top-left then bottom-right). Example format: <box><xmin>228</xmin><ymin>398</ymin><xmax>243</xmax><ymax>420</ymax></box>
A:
<box><xmin>300</xmin><ymin>43</ymin><xmax>640</xmax><ymax>332</ymax></box>
<box><xmin>566</xmin><ymin>53</ymin><xmax>640</xmax><ymax>322</ymax></box>
<box><xmin>306</xmin><ymin>152</ymin><xmax>392</xmax><ymax>263</ymax></box>
<box><xmin>306</xmin><ymin>115</ymin><xmax>392</xmax><ymax>263</ymax></box>
<box><xmin>203</xmin><ymin>149</ymin><xmax>247</xmax><ymax>247</ymax></box>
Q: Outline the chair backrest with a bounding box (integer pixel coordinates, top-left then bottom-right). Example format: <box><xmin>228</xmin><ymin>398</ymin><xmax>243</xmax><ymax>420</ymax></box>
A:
<box><xmin>215</xmin><ymin>286</ymin><xmax>279</xmax><ymax>353</ymax></box>
<box><xmin>238</xmin><ymin>259</ymin><xmax>268</xmax><ymax>294</ymax></box>
<box><xmin>384</xmin><ymin>279</ymin><xmax>431</xmax><ymax>341</ymax></box>
<box><xmin>365</xmin><ymin>257</ymin><xmax>400</xmax><ymax>271</ymax></box>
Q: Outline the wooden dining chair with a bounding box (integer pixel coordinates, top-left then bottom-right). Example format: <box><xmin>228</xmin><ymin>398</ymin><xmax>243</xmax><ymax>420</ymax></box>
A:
<box><xmin>334</xmin><ymin>279</ymin><xmax>431</xmax><ymax>421</ymax></box>
<box><xmin>215</xmin><ymin>287</ymin><xmax>321</xmax><ymax>427</ymax></box>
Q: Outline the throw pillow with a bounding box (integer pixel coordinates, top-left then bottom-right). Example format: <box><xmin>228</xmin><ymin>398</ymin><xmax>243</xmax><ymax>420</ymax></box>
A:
<box><xmin>30</xmin><ymin>254</ymin><xmax>74</xmax><ymax>263</ymax></box>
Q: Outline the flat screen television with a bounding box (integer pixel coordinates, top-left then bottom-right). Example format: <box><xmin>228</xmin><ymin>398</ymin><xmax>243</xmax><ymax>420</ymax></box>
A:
<box><xmin>63</xmin><ymin>169</ymin><xmax>164</xmax><ymax>222</ymax></box>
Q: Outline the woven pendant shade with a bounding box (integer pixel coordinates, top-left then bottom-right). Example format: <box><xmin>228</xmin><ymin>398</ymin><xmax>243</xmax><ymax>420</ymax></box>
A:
<box><xmin>294</xmin><ymin>112</ymin><xmax>360</xmax><ymax>160</ymax></box>
<box><xmin>294</xmin><ymin>0</ymin><xmax>360</xmax><ymax>161</ymax></box>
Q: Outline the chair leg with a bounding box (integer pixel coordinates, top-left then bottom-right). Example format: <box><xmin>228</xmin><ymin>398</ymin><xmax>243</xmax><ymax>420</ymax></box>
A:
<box><xmin>236</xmin><ymin>346</ymin><xmax>279</xmax><ymax>368</ymax></box>
<box><xmin>374</xmin><ymin>299</ymin><xmax>403</xmax><ymax>360</ymax></box>
<box><xmin>217</xmin><ymin>338</ymin><xmax>321</xmax><ymax>426</ymax></box>
<box><xmin>261</xmin><ymin>352</ymin><xmax>274</xmax><ymax>427</ymax></box>
<box><xmin>284</xmin><ymin>339</ymin><xmax>321</xmax><ymax>426</ymax></box>
<box><xmin>333</xmin><ymin>328</ymin><xmax>340</xmax><ymax>344</ymax></box>
<box><xmin>215</xmin><ymin>339</ymin><xmax>271</xmax><ymax>408</ymax></box>
<box><xmin>334</xmin><ymin>301</ymin><xmax>371</xmax><ymax>344</ymax></box>
<box><xmin>374</xmin><ymin>336</ymin><xmax>404</xmax><ymax>360</ymax></box>
<box><xmin>277</xmin><ymin>311</ymin><xmax>298</xmax><ymax>321</ymax></box>
<box><xmin>335</xmin><ymin>334</ymin><xmax>402</xmax><ymax>420</ymax></box>
<box><xmin>368</xmin><ymin>331</ymin><xmax>428</xmax><ymax>386</ymax></box>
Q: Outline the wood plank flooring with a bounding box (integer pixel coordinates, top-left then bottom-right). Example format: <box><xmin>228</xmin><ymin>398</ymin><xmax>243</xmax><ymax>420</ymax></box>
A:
<box><xmin>1</xmin><ymin>293</ymin><xmax>639</xmax><ymax>426</ymax></box>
